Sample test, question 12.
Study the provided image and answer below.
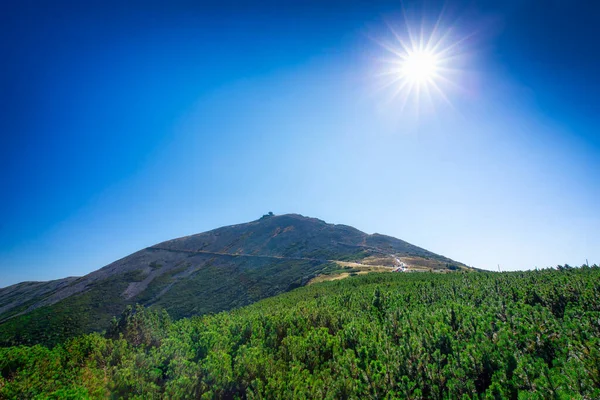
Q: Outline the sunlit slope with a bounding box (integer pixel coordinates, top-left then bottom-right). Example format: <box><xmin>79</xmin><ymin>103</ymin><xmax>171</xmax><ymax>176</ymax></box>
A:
<box><xmin>1</xmin><ymin>266</ymin><xmax>598</xmax><ymax>398</ymax></box>
<box><xmin>0</xmin><ymin>213</ymin><xmax>467</xmax><ymax>346</ymax></box>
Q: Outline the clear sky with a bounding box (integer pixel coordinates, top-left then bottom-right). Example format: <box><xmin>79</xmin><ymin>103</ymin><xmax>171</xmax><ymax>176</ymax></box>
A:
<box><xmin>1</xmin><ymin>0</ymin><xmax>599</xmax><ymax>287</ymax></box>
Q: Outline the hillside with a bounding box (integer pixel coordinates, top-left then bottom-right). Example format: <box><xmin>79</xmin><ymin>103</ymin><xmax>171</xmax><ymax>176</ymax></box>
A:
<box><xmin>1</xmin><ymin>266</ymin><xmax>598</xmax><ymax>399</ymax></box>
<box><xmin>0</xmin><ymin>213</ymin><xmax>467</xmax><ymax>346</ymax></box>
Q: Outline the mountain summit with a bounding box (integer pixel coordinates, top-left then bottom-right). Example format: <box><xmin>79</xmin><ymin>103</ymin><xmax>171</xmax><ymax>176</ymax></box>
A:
<box><xmin>0</xmin><ymin>213</ymin><xmax>467</xmax><ymax>346</ymax></box>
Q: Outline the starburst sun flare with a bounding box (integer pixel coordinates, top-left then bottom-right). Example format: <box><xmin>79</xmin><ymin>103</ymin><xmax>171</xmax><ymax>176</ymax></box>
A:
<box><xmin>401</xmin><ymin>50</ymin><xmax>440</xmax><ymax>83</ymax></box>
<box><xmin>375</xmin><ymin>14</ymin><xmax>468</xmax><ymax>112</ymax></box>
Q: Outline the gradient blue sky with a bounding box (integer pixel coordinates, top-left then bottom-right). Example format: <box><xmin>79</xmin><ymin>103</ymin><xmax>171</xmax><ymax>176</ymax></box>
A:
<box><xmin>1</xmin><ymin>0</ymin><xmax>599</xmax><ymax>287</ymax></box>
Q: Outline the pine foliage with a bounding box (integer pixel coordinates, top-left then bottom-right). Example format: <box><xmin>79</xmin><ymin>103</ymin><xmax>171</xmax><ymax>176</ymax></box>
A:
<box><xmin>1</xmin><ymin>265</ymin><xmax>599</xmax><ymax>399</ymax></box>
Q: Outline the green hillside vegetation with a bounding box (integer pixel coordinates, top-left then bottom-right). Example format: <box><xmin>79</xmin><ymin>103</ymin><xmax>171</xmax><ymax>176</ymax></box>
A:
<box><xmin>1</xmin><ymin>265</ymin><xmax>599</xmax><ymax>399</ymax></box>
<box><xmin>0</xmin><ymin>214</ymin><xmax>467</xmax><ymax>348</ymax></box>
<box><xmin>0</xmin><ymin>260</ymin><xmax>342</xmax><ymax>348</ymax></box>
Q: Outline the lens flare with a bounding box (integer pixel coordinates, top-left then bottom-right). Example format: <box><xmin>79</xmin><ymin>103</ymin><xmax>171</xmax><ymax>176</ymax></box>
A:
<box><xmin>401</xmin><ymin>50</ymin><xmax>439</xmax><ymax>83</ymax></box>
<box><xmin>373</xmin><ymin>8</ymin><xmax>470</xmax><ymax>114</ymax></box>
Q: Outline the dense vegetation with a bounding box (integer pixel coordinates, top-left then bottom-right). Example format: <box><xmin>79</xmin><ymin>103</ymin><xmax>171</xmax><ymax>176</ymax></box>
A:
<box><xmin>1</xmin><ymin>266</ymin><xmax>599</xmax><ymax>399</ymax></box>
<box><xmin>0</xmin><ymin>214</ymin><xmax>463</xmax><ymax>349</ymax></box>
<box><xmin>0</xmin><ymin>260</ymin><xmax>345</xmax><ymax>348</ymax></box>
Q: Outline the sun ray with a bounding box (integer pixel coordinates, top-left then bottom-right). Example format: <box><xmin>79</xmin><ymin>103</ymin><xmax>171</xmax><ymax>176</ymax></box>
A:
<box><xmin>428</xmin><ymin>78</ymin><xmax>455</xmax><ymax>109</ymax></box>
<box><xmin>400</xmin><ymin>3</ymin><xmax>418</xmax><ymax>53</ymax></box>
<box><xmin>388</xmin><ymin>78</ymin><xmax>413</xmax><ymax>104</ymax></box>
<box><xmin>398</xmin><ymin>82</ymin><xmax>415</xmax><ymax>113</ymax></box>
<box><xmin>426</xmin><ymin>4</ymin><xmax>447</xmax><ymax>50</ymax></box>
<box><xmin>384</xmin><ymin>20</ymin><xmax>412</xmax><ymax>55</ymax></box>
<box><xmin>373</xmin><ymin>7</ymin><xmax>469</xmax><ymax>114</ymax></box>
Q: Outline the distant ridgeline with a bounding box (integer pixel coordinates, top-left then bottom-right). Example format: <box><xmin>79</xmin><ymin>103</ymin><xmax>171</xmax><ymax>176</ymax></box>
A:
<box><xmin>0</xmin><ymin>266</ymin><xmax>599</xmax><ymax>399</ymax></box>
<box><xmin>0</xmin><ymin>213</ymin><xmax>468</xmax><ymax>347</ymax></box>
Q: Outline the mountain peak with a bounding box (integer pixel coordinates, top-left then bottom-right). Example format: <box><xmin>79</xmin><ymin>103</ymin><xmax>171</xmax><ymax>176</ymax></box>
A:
<box><xmin>0</xmin><ymin>214</ymin><xmax>468</xmax><ymax>347</ymax></box>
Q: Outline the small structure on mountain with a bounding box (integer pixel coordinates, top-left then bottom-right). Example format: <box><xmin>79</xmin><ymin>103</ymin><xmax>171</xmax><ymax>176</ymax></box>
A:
<box><xmin>393</xmin><ymin>261</ymin><xmax>407</xmax><ymax>272</ymax></box>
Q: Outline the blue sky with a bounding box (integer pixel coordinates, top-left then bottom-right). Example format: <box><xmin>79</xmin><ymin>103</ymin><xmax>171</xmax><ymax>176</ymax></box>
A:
<box><xmin>1</xmin><ymin>0</ymin><xmax>599</xmax><ymax>286</ymax></box>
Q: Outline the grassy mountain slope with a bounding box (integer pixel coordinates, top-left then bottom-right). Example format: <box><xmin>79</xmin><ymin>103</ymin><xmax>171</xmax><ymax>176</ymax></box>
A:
<box><xmin>0</xmin><ymin>278</ymin><xmax>77</xmax><ymax>321</ymax></box>
<box><xmin>1</xmin><ymin>266</ymin><xmax>598</xmax><ymax>399</ymax></box>
<box><xmin>0</xmin><ymin>213</ymin><xmax>467</xmax><ymax>347</ymax></box>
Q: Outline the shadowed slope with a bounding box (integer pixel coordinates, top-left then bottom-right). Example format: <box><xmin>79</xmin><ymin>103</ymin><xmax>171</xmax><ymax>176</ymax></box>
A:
<box><xmin>0</xmin><ymin>213</ymin><xmax>467</xmax><ymax>346</ymax></box>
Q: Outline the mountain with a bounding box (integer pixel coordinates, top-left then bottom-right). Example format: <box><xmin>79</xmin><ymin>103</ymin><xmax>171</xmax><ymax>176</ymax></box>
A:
<box><xmin>0</xmin><ymin>213</ymin><xmax>468</xmax><ymax>346</ymax></box>
<box><xmin>2</xmin><ymin>266</ymin><xmax>598</xmax><ymax>398</ymax></box>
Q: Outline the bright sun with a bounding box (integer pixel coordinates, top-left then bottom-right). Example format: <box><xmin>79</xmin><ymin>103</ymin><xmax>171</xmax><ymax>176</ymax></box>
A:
<box><xmin>401</xmin><ymin>50</ymin><xmax>439</xmax><ymax>84</ymax></box>
<box><xmin>374</xmin><ymin>11</ymin><xmax>468</xmax><ymax>112</ymax></box>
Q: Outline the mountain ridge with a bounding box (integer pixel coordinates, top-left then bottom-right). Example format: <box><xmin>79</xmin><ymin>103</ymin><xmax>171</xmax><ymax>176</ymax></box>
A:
<box><xmin>0</xmin><ymin>213</ymin><xmax>468</xmax><ymax>346</ymax></box>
